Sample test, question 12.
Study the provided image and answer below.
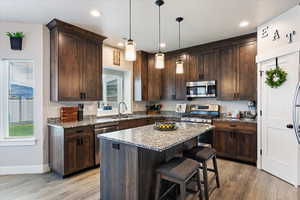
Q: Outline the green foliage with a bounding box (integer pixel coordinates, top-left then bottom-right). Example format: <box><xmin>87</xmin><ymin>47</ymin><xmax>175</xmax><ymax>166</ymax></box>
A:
<box><xmin>265</xmin><ymin>67</ymin><xmax>287</xmax><ymax>88</ymax></box>
<box><xmin>5</xmin><ymin>32</ymin><xmax>25</xmax><ymax>38</ymax></box>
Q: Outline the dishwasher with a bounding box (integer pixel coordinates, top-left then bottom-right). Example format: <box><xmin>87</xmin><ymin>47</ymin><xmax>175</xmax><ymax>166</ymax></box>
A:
<box><xmin>94</xmin><ymin>122</ymin><xmax>119</xmax><ymax>165</ymax></box>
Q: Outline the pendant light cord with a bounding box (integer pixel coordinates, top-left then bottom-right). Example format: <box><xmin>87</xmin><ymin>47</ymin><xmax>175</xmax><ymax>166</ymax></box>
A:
<box><xmin>129</xmin><ymin>0</ymin><xmax>132</xmax><ymax>40</ymax></box>
<box><xmin>178</xmin><ymin>21</ymin><xmax>181</xmax><ymax>49</ymax></box>
<box><xmin>158</xmin><ymin>5</ymin><xmax>161</xmax><ymax>52</ymax></box>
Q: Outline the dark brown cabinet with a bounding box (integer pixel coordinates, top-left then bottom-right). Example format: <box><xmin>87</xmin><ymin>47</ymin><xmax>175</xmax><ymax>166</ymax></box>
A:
<box><xmin>213</xmin><ymin>121</ymin><xmax>257</xmax><ymax>164</ymax></box>
<box><xmin>175</xmin><ymin>53</ymin><xmax>188</xmax><ymax>100</ymax></box>
<box><xmin>237</xmin><ymin>42</ymin><xmax>257</xmax><ymax>101</ymax></box>
<box><xmin>148</xmin><ymin>54</ymin><xmax>162</xmax><ymax>101</ymax></box>
<box><xmin>47</xmin><ymin>19</ymin><xmax>106</xmax><ymax>101</ymax></box>
<box><xmin>218</xmin><ymin>46</ymin><xmax>237</xmax><ymax>100</ymax></box>
<box><xmin>49</xmin><ymin>125</ymin><xmax>95</xmax><ymax>177</ymax></box>
<box><xmin>161</xmin><ymin>54</ymin><xmax>176</xmax><ymax>100</ymax></box>
<box><xmin>188</xmin><ymin>50</ymin><xmax>218</xmax><ymax>82</ymax></box>
<box><xmin>133</xmin><ymin>51</ymin><xmax>149</xmax><ymax>101</ymax></box>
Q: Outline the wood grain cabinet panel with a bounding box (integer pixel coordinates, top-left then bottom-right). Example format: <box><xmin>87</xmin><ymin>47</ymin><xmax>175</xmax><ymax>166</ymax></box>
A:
<box><xmin>133</xmin><ymin>51</ymin><xmax>149</xmax><ymax>101</ymax></box>
<box><xmin>218</xmin><ymin>47</ymin><xmax>237</xmax><ymax>100</ymax></box>
<box><xmin>175</xmin><ymin>53</ymin><xmax>188</xmax><ymax>100</ymax></box>
<box><xmin>214</xmin><ymin>129</ymin><xmax>236</xmax><ymax>158</ymax></box>
<box><xmin>47</xmin><ymin>19</ymin><xmax>106</xmax><ymax>102</ymax></box>
<box><xmin>147</xmin><ymin>54</ymin><xmax>162</xmax><ymax>101</ymax></box>
<box><xmin>213</xmin><ymin>121</ymin><xmax>257</xmax><ymax>164</ymax></box>
<box><xmin>237</xmin><ymin>42</ymin><xmax>257</xmax><ymax>101</ymax></box>
<box><xmin>57</xmin><ymin>32</ymin><xmax>83</xmax><ymax>101</ymax></box>
<box><xmin>161</xmin><ymin>54</ymin><xmax>176</xmax><ymax>100</ymax></box>
<box><xmin>83</xmin><ymin>39</ymin><xmax>103</xmax><ymax>100</ymax></box>
<box><xmin>49</xmin><ymin>125</ymin><xmax>95</xmax><ymax>177</ymax></box>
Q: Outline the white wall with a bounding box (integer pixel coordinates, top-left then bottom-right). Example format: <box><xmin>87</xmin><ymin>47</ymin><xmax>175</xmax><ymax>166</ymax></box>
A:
<box><xmin>257</xmin><ymin>5</ymin><xmax>300</xmax><ymax>58</ymax></box>
<box><xmin>0</xmin><ymin>22</ymin><xmax>46</xmax><ymax>171</ymax></box>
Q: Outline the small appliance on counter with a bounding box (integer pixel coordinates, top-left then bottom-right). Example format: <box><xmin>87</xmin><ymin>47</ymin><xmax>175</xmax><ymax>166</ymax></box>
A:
<box><xmin>60</xmin><ymin>106</ymin><xmax>78</xmax><ymax>122</ymax></box>
<box><xmin>78</xmin><ymin>104</ymin><xmax>84</xmax><ymax>121</ymax></box>
<box><xmin>175</xmin><ymin>104</ymin><xmax>187</xmax><ymax>113</ymax></box>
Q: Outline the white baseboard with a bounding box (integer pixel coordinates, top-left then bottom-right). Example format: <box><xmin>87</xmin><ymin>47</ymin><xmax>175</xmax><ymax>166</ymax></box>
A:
<box><xmin>0</xmin><ymin>164</ymin><xmax>50</xmax><ymax>175</ymax></box>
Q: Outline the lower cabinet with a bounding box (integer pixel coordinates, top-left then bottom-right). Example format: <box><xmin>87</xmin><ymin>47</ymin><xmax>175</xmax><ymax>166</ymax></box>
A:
<box><xmin>49</xmin><ymin>125</ymin><xmax>95</xmax><ymax>177</ymax></box>
<box><xmin>213</xmin><ymin>121</ymin><xmax>257</xmax><ymax>164</ymax></box>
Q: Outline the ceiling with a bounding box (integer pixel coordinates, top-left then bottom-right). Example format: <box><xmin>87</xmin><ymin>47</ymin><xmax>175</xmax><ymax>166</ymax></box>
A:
<box><xmin>0</xmin><ymin>0</ymin><xmax>298</xmax><ymax>52</ymax></box>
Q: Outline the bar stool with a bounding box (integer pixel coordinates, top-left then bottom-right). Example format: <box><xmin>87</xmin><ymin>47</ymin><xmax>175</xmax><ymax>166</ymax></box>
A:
<box><xmin>184</xmin><ymin>147</ymin><xmax>220</xmax><ymax>200</ymax></box>
<box><xmin>154</xmin><ymin>157</ymin><xmax>203</xmax><ymax>200</ymax></box>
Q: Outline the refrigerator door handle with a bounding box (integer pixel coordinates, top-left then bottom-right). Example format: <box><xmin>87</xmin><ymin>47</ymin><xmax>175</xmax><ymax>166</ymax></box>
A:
<box><xmin>292</xmin><ymin>81</ymin><xmax>300</xmax><ymax>144</ymax></box>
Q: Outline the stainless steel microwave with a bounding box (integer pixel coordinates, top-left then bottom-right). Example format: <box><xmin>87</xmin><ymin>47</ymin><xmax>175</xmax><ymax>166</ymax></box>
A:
<box><xmin>186</xmin><ymin>80</ymin><xmax>217</xmax><ymax>98</ymax></box>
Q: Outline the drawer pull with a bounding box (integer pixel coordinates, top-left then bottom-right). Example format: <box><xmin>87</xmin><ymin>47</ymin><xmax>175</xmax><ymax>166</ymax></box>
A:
<box><xmin>229</xmin><ymin>125</ymin><xmax>237</xmax><ymax>128</ymax></box>
<box><xmin>76</xmin><ymin>130</ymin><xmax>84</xmax><ymax>133</ymax></box>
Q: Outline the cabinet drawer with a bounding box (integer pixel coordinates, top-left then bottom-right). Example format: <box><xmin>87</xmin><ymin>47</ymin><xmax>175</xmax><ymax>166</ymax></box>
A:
<box><xmin>65</xmin><ymin>126</ymin><xmax>93</xmax><ymax>138</ymax></box>
<box><xmin>119</xmin><ymin>118</ymin><xmax>149</xmax><ymax>130</ymax></box>
<box><xmin>213</xmin><ymin>121</ymin><xmax>256</xmax><ymax>132</ymax></box>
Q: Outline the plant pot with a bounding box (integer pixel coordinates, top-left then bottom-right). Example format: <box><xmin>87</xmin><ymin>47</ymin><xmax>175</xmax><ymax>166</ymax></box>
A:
<box><xmin>10</xmin><ymin>37</ymin><xmax>23</xmax><ymax>50</ymax></box>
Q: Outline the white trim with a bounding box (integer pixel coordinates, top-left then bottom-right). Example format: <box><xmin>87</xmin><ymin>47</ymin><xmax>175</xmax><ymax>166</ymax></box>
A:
<box><xmin>0</xmin><ymin>164</ymin><xmax>50</xmax><ymax>175</ymax></box>
<box><xmin>0</xmin><ymin>137</ymin><xmax>37</xmax><ymax>146</ymax></box>
<box><xmin>256</xmin><ymin>41</ymin><xmax>300</xmax><ymax>63</ymax></box>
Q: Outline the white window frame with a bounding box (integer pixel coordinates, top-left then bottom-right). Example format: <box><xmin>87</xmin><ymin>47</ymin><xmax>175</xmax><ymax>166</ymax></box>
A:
<box><xmin>0</xmin><ymin>59</ymin><xmax>36</xmax><ymax>146</ymax></box>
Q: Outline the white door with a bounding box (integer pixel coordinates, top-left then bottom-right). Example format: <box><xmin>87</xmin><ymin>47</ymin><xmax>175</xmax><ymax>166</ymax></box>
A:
<box><xmin>260</xmin><ymin>52</ymin><xmax>300</xmax><ymax>186</ymax></box>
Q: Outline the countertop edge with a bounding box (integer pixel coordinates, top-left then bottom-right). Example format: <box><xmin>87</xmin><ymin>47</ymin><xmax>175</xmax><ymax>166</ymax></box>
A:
<box><xmin>99</xmin><ymin>126</ymin><xmax>215</xmax><ymax>152</ymax></box>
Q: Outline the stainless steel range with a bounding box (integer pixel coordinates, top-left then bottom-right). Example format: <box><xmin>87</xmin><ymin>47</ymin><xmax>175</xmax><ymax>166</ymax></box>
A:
<box><xmin>181</xmin><ymin>104</ymin><xmax>220</xmax><ymax>124</ymax></box>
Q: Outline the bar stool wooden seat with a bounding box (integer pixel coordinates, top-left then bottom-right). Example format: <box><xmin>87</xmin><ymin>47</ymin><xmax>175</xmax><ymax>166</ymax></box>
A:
<box><xmin>154</xmin><ymin>157</ymin><xmax>203</xmax><ymax>200</ymax></box>
<box><xmin>184</xmin><ymin>147</ymin><xmax>220</xmax><ymax>200</ymax></box>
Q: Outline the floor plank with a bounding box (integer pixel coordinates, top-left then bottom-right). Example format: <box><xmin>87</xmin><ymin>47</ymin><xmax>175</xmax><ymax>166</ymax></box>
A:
<box><xmin>0</xmin><ymin>159</ymin><xmax>298</xmax><ymax>200</ymax></box>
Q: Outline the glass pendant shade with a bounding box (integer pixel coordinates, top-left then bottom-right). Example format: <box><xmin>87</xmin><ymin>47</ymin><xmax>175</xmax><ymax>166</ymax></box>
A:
<box><xmin>125</xmin><ymin>40</ymin><xmax>136</xmax><ymax>61</ymax></box>
<box><xmin>176</xmin><ymin>59</ymin><xmax>184</xmax><ymax>74</ymax></box>
<box><xmin>155</xmin><ymin>52</ymin><xmax>165</xmax><ymax>69</ymax></box>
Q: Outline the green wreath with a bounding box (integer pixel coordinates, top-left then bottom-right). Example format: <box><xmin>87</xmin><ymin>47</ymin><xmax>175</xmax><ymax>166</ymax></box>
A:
<box><xmin>265</xmin><ymin>67</ymin><xmax>287</xmax><ymax>88</ymax></box>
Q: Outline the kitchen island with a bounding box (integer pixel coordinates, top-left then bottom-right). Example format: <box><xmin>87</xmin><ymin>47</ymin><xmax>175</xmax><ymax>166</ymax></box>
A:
<box><xmin>98</xmin><ymin>122</ymin><xmax>214</xmax><ymax>200</ymax></box>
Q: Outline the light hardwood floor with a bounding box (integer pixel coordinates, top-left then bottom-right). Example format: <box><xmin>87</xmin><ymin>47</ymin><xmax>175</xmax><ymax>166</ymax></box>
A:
<box><xmin>0</xmin><ymin>159</ymin><xmax>299</xmax><ymax>200</ymax></box>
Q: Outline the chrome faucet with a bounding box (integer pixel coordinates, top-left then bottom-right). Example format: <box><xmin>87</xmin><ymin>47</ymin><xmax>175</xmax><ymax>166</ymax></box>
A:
<box><xmin>118</xmin><ymin>101</ymin><xmax>128</xmax><ymax>117</ymax></box>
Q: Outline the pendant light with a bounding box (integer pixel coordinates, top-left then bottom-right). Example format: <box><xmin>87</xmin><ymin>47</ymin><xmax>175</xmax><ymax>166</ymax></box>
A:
<box><xmin>176</xmin><ymin>17</ymin><xmax>184</xmax><ymax>74</ymax></box>
<box><xmin>125</xmin><ymin>0</ymin><xmax>136</xmax><ymax>61</ymax></box>
<box><xmin>155</xmin><ymin>0</ymin><xmax>165</xmax><ymax>69</ymax></box>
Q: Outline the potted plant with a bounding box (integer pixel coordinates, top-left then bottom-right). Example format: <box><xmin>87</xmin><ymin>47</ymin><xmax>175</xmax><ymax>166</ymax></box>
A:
<box><xmin>6</xmin><ymin>32</ymin><xmax>25</xmax><ymax>50</ymax></box>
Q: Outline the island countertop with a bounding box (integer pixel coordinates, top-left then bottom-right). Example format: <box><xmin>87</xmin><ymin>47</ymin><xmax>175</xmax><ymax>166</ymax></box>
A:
<box><xmin>98</xmin><ymin>122</ymin><xmax>214</xmax><ymax>152</ymax></box>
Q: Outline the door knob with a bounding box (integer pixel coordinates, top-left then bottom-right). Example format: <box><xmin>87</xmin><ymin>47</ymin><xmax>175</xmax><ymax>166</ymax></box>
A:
<box><xmin>286</xmin><ymin>124</ymin><xmax>294</xmax><ymax>129</ymax></box>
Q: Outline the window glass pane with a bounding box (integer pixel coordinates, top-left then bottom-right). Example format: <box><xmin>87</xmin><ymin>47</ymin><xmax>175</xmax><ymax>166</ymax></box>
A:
<box><xmin>8</xmin><ymin>61</ymin><xmax>34</xmax><ymax>137</ymax></box>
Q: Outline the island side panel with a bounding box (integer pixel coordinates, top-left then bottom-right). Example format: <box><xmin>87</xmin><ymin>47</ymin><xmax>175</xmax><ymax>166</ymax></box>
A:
<box><xmin>100</xmin><ymin>139</ymin><xmax>139</xmax><ymax>200</ymax></box>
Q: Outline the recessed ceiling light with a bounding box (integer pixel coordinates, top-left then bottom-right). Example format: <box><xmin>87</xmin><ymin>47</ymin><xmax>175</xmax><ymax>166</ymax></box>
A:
<box><xmin>239</xmin><ymin>21</ymin><xmax>249</xmax><ymax>27</ymax></box>
<box><xmin>90</xmin><ymin>10</ymin><xmax>101</xmax><ymax>17</ymax></box>
<box><xmin>118</xmin><ymin>42</ymin><xmax>124</xmax><ymax>47</ymax></box>
<box><xmin>160</xmin><ymin>43</ymin><xmax>166</xmax><ymax>48</ymax></box>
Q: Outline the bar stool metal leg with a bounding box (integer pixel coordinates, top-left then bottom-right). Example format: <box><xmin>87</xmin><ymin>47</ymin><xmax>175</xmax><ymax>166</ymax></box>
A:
<box><xmin>212</xmin><ymin>156</ymin><xmax>220</xmax><ymax>188</ymax></box>
<box><xmin>154</xmin><ymin>173</ymin><xmax>161</xmax><ymax>200</ymax></box>
<box><xmin>202</xmin><ymin>161</ymin><xmax>209</xmax><ymax>200</ymax></box>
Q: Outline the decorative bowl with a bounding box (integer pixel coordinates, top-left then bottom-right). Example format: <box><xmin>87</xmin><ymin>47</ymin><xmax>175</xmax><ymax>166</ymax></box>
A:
<box><xmin>154</xmin><ymin>122</ymin><xmax>178</xmax><ymax>131</ymax></box>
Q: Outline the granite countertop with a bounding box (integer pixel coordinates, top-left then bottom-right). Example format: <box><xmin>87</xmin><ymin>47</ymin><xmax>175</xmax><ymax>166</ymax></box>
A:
<box><xmin>213</xmin><ymin>117</ymin><xmax>257</xmax><ymax>124</ymax></box>
<box><xmin>98</xmin><ymin>122</ymin><xmax>214</xmax><ymax>152</ymax></box>
<box><xmin>48</xmin><ymin>113</ymin><xmax>181</xmax><ymax>129</ymax></box>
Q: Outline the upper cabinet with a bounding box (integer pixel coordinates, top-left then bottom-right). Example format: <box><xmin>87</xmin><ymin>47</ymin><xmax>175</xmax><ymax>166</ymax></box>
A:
<box><xmin>147</xmin><ymin>54</ymin><xmax>162</xmax><ymax>101</ymax></box>
<box><xmin>236</xmin><ymin>42</ymin><xmax>257</xmax><ymax>101</ymax></box>
<box><xmin>133</xmin><ymin>51</ymin><xmax>148</xmax><ymax>101</ymax></box>
<box><xmin>161</xmin><ymin>53</ymin><xmax>176</xmax><ymax>100</ymax></box>
<box><xmin>218</xmin><ymin>46</ymin><xmax>238</xmax><ymax>100</ymax></box>
<box><xmin>188</xmin><ymin>50</ymin><xmax>218</xmax><ymax>82</ymax></box>
<box><xmin>132</xmin><ymin>33</ymin><xmax>257</xmax><ymax>102</ymax></box>
<box><xmin>47</xmin><ymin>19</ymin><xmax>106</xmax><ymax>102</ymax></box>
